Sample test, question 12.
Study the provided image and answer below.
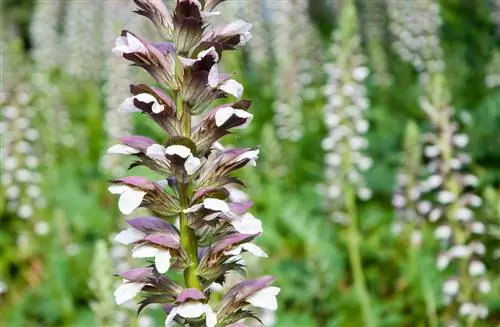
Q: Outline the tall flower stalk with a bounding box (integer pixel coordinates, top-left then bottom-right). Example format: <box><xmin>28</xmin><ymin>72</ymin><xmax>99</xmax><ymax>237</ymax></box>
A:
<box><xmin>106</xmin><ymin>1</ymin><xmax>278</xmax><ymax>326</ymax></box>
<box><xmin>268</xmin><ymin>0</ymin><xmax>315</xmax><ymax>142</ymax></box>
<box><xmin>30</xmin><ymin>0</ymin><xmax>61</xmax><ymax>71</ymax></box>
<box><xmin>389</xmin><ymin>0</ymin><xmax>491</xmax><ymax>324</ymax></box>
<box><xmin>63</xmin><ymin>0</ymin><xmax>104</xmax><ymax>80</ymax></box>
<box><xmin>323</xmin><ymin>0</ymin><xmax>375</xmax><ymax>326</ymax></box>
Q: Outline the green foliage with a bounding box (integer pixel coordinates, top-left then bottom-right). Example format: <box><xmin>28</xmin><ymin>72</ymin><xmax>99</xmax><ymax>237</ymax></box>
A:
<box><xmin>2</xmin><ymin>0</ymin><xmax>500</xmax><ymax>326</ymax></box>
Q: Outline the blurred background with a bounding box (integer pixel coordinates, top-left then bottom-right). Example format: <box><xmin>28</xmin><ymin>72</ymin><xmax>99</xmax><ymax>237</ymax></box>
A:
<box><xmin>1</xmin><ymin>0</ymin><xmax>500</xmax><ymax>326</ymax></box>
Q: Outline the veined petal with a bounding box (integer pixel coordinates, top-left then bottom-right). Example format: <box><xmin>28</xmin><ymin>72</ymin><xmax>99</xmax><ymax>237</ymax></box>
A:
<box><xmin>185</xmin><ymin>155</ymin><xmax>201</xmax><ymax>175</ymax></box>
<box><xmin>219</xmin><ymin>79</ymin><xmax>243</xmax><ymax>99</ymax></box>
<box><xmin>114</xmin><ymin>281</ymin><xmax>146</xmax><ymax>305</ymax></box>
<box><xmin>155</xmin><ymin>250</ymin><xmax>172</xmax><ymax>273</ymax></box>
<box><xmin>119</xmin><ymin>189</ymin><xmax>147</xmax><ymax>215</ymax></box>
<box><xmin>107</xmin><ymin>144</ymin><xmax>141</xmax><ymax>155</ymax></box>
<box><xmin>115</xmin><ymin>227</ymin><xmax>146</xmax><ymax>244</ymax></box>
<box><xmin>246</xmin><ymin>286</ymin><xmax>280</xmax><ymax>310</ymax></box>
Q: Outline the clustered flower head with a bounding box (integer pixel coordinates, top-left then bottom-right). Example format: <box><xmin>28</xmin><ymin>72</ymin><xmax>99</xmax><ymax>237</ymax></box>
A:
<box><xmin>485</xmin><ymin>0</ymin><xmax>500</xmax><ymax>88</ymax></box>
<box><xmin>391</xmin><ymin>122</ymin><xmax>425</xmax><ymax>246</ymax></box>
<box><xmin>1</xmin><ymin>86</ymin><xmax>46</xmax><ymax>222</ymax></box>
<box><xmin>419</xmin><ymin>101</ymin><xmax>490</xmax><ymax>322</ymax></box>
<box><xmin>63</xmin><ymin>0</ymin><xmax>103</xmax><ymax>80</ymax></box>
<box><xmin>101</xmin><ymin>0</ymin><xmax>142</xmax><ymax>177</ymax></box>
<box><xmin>362</xmin><ymin>0</ymin><xmax>393</xmax><ymax>86</ymax></box>
<box><xmin>107</xmin><ymin>1</ymin><xmax>278</xmax><ymax>326</ymax></box>
<box><xmin>322</xmin><ymin>0</ymin><xmax>372</xmax><ymax>222</ymax></box>
<box><xmin>30</xmin><ymin>0</ymin><xmax>61</xmax><ymax>71</ymax></box>
<box><xmin>388</xmin><ymin>0</ymin><xmax>491</xmax><ymax>322</ymax></box>
<box><xmin>269</xmin><ymin>0</ymin><xmax>317</xmax><ymax>142</ymax></box>
<box><xmin>387</xmin><ymin>0</ymin><xmax>444</xmax><ymax>74</ymax></box>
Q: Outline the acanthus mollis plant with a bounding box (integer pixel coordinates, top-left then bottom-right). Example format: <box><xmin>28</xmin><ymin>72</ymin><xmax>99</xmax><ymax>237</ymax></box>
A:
<box><xmin>392</xmin><ymin>121</ymin><xmax>424</xmax><ymax>245</ymax></box>
<box><xmin>419</xmin><ymin>97</ymin><xmax>490</xmax><ymax>326</ymax></box>
<box><xmin>386</xmin><ymin>0</ymin><xmax>444</xmax><ymax>74</ymax></box>
<box><xmin>322</xmin><ymin>0</ymin><xmax>375</xmax><ymax>326</ymax></box>
<box><xmin>268</xmin><ymin>0</ymin><xmax>316</xmax><ymax>142</ymax></box>
<box><xmin>63</xmin><ymin>0</ymin><xmax>104</xmax><ymax>80</ymax></box>
<box><xmin>30</xmin><ymin>0</ymin><xmax>61</xmax><ymax>71</ymax></box>
<box><xmin>106</xmin><ymin>1</ymin><xmax>279</xmax><ymax>326</ymax></box>
<box><xmin>360</xmin><ymin>0</ymin><xmax>392</xmax><ymax>86</ymax></box>
<box><xmin>485</xmin><ymin>0</ymin><xmax>500</xmax><ymax>89</ymax></box>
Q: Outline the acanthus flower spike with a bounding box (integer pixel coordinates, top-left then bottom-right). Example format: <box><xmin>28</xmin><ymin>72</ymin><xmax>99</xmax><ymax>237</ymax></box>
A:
<box><xmin>108</xmin><ymin>1</ymin><xmax>277</xmax><ymax>325</ymax></box>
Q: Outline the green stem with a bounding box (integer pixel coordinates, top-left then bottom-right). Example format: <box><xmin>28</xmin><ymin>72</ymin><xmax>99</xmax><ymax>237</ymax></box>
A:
<box><xmin>345</xmin><ymin>185</ymin><xmax>376</xmax><ymax>327</ymax></box>
<box><xmin>418</xmin><ymin>248</ymin><xmax>438</xmax><ymax>327</ymax></box>
<box><xmin>176</xmin><ymin>93</ymin><xmax>200</xmax><ymax>289</ymax></box>
<box><xmin>179</xmin><ymin>182</ymin><xmax>200</xmax><ymax>289</ymax></box>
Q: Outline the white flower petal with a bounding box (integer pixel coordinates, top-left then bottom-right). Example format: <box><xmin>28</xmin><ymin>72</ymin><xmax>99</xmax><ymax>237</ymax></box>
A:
<box><xmin>108</xmin><ymin>184</ymin><xmax>129</xmax><ymax>194</ymax></box>
<box><xmin>246</xmin><ymin>286</ymin><xmax>280</xmax><ymax>310</ymax></box>
<box><xmin>155</xmin><ymin>250</ymin><xmax>172</xmax><ymax>273</ymax></box>
<box><xmin>146</xmin><ymin>144</ymin><xmax>167</xmax><ymax>160</ymax></box>
<box><xmin>177</xmin><ymin>301</ymin><xmax>206</xmax><ymax>318</ymax></box>
<box><xmin>197</xmin><ymin>46</ymin><xmax>219</xmax><ymax>62</ymax></box>
<box><xmin>231</xmin><ymin>213</ymin><xmax>263</xmax><ymax>234</ymax></box>
<box><xmin>185</xmin><ymin>155</ymin><xmax>201</xmax><ymax>175</ymax></box>
<box><xmin>204</xmin><ymin>198</ymin><xmax>230</xmax><ymax>212</ymax></box>
<box><xmin>221</xmin><ymin>20</ymin><xmax>252</xmax><ymax>36</ymax></box>
<box><xmin>112</xmin><ymin>36</ymin><xmax>128</xmax><ymax>56</ymax></box>
<box><xmin>119</xmin><ymin>189</ymin><xmax>147</xmax><ymax>215</ymax></box>
<box><xmin>236</xmin><ymin>149</ymin><xmax>259</xmax><ymax>166</ymax></box>
<box><xmin>135</xmin><ymin>93</ymin><xmax>157</xmax><ymax>104</ymax></box>
<box><xmin>165</xmin><ymin>307</ymin><xmax>178</xmax><ymax>326</ymax></box>
<box><xmin>225</xmin><ymin>246</ymin><xmax>242</xmax><ymax>256</ymax></box>
<box><xmin>118</xmin><ymin>97</ymin><xmax>141</xmax><ymax>113</ymax></box>
<box><xmin>114</xmin><ymin>227</ymin><xmax>146</xmax><ymax>244</ymax></box>
<box><xmin>215</xmin><ymin>107</ymin><xmax>234</xmax><ymax>127</ymax></box>
<box><xmin>132</xmin><ymin>244</ymin><xmax>160</xmax><ymax>258</ymax></box>
<box><xmin>208</xmin><ymin>65</ymin><xmax>219</xmax><ymax>88</ymax></box>
<box><xmin>204</xmin><ymin>305</ymin><xmax>217</xmax><ymax>327</ymax></box>
<box><xmin>241</xmin><ymin>243</ymin><xmax>268</xmax><ymax>257</ymax></box>
<box><xmin>184</xmin><ymin>203</ymin><xmax>204</xmax><ymax>213</ymax></box>
<box><xmin>152</xmin><ymin>102</ymin><xmax>165</xmax><ymax>113</ymax></box>
<box><xmin>107</xmin><ymin>144</ymin><xmax>140</xmax><ymax>155</ymax></box>
<box><xmin>233</xmin><ymin>109</ymin><xmax>253</xmax><ymax>129</ymax></box>
<box><xmin>166</xmin><ymin>145</ymin><xmax>191</xmax><ymax>158</ymax></box>
<box><xmin>219</xmin><ymin>79</ymin><xmax>243</xmax><ymax>99</ymax></box>
<box><xmin>114</xmin><ymin>281</ymin><xmax>145</xmax><ymax>305</ymax></box>
<box><xmin>126</xmin><ymin>32</ymin><xmax>146</xmax><ymax>53</ymax></box>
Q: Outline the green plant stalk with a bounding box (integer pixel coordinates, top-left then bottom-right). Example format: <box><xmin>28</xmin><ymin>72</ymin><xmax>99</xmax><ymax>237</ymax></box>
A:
<box><xmin>345</xmin><ymin>184</ymin><xmax>376</xmax><ymax>327</ymax></box>
<box><xmin>177</xmin><ymin>94</ymin><xmax>201</xmax><ymax>289</ymax></box>
<box><xmin>417</xmin><ymin>244</ymin><xmax>438</xmax><ymax>327</ymax></box>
